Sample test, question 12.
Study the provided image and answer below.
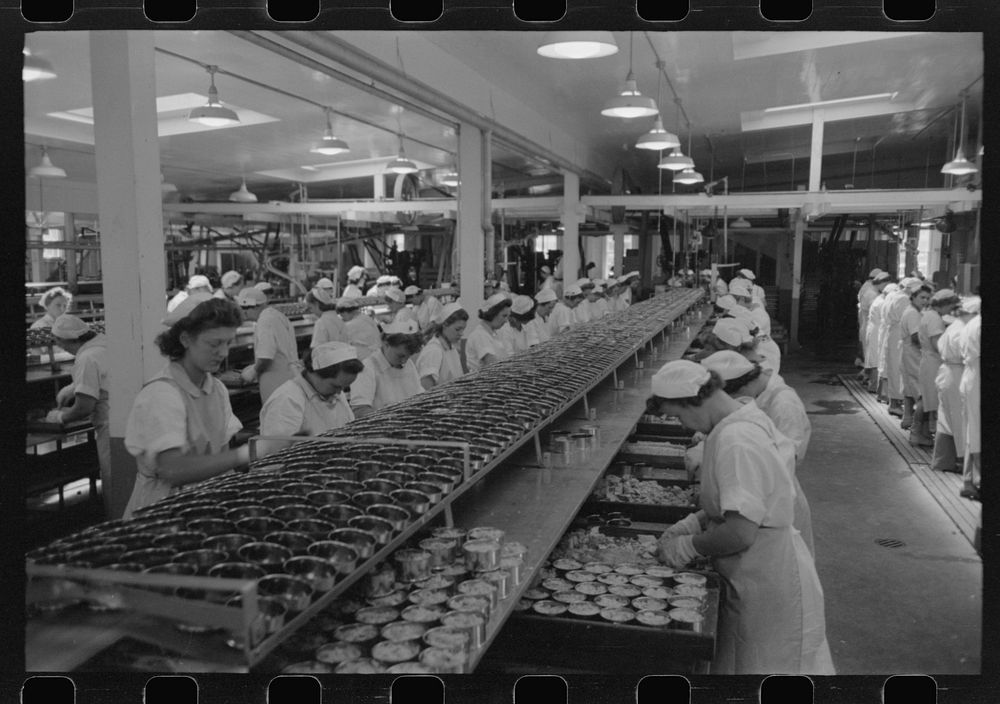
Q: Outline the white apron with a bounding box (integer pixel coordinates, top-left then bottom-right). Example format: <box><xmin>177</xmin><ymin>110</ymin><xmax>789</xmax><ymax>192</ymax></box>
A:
<box><xmin>700</xmin><ymin>404</ymin><xmax>834</xmax><ymax>675</ymax></box>
<box><xmin>935</xmin><ymin>319</ymin><xmax>966</xmax><ymax>451</ymax></box>
<box><xmin>918</xmin><ymin>310</ymin><xmax>945</xmax><ymax>412</ymax></box>
<box><xmin>959</xmin><ymin>316</ymin><xmax>981</xmax><ymax>455</ymax></box>
<box><xmin>899</xmin><ymin>306</ymin><xmax>922</xmax><ymax>399</ymax></box>
<box><xmin>865</xmin><ymin>296</ymin><xmax>886</xmax><ymax>369</ymax></box>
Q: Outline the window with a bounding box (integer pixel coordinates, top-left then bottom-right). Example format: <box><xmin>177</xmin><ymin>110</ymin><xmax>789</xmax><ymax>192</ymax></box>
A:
<box><xmin>534</xmin><ymin>233</ymin><xmax>559</xmax><ymax>254</ymax></box>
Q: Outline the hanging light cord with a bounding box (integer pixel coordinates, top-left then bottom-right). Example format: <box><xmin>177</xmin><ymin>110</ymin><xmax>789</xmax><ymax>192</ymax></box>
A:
<box><xmin>155</xmin><ymin>46</ymin><xmax>448</xmax><ymax>154</ymax></box>
<box><xmin>643</xmin><ymin>32</ymin><xmax>716</xmax><ymax>157</ymax></box>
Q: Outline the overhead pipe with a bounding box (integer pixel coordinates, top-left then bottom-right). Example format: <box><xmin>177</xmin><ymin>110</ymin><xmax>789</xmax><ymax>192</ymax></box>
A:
<box><xmin>483</xmin><ymin>129</ymin><xmax>496</xmax><ymax>276</ymax></box>
<box><xmin>256</xmin><ymin>31</ymin><xmax>612</xmax><ymax>190</ymax></box>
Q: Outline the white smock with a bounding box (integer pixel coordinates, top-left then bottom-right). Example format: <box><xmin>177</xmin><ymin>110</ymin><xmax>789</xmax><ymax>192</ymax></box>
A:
<box><xmin>748</xmin><ymin>303</ymin><xmax>772</xmax><ymax>337</ymax></box>
<box><xmin>415</xmin><ymin>296</ymin><xmax>443</xmax><ymax>331</ymax></box>
<box><xmin>752</xmin><ymin>374</ymin><xmax>814</xmax><ymax>557</ymax></box>
<box><xmin>899</xmin><ymin>305</ymin><xmax>923</xmax><ymax>398</ymax></box>
<box><xmin>754</xmin><ymin>336</ymin><xmax>782</xmax><ymax>374</ymax></box>
<box><xmin>342</xmin><ymin>283</ymin><xmax>363</xmax><ymax>299</ymax></box>
<box><xmin>881</xmin><ymin>291</ymin><xmax>909</xmax><ymax>398</ymax></box>
<box><xmin>575</xmin><ymin>300</ymin><xmax>593</xmax><ymax>324</ymax></box>
<box><xmin>548</xmin><ymin>301</ymin><xmax>576</xmax><ymax>335</ymax></box>
<box><xmin>858</xmin><ymin>284</ymin><xmax>878</xmax><ymax>349</ymax></box>
<box><xmin>350</xmin><ymin>348</ymin><xmax>423</xmax><ymax>412</ymax></box>
<box><xmin>699</xmin><ymin>401</ymin><xmax>834</xmax><ymax>675</ymax></box>
<box><xmin>714</xmin><ymin>278</ymin><xmax>728</xmax><ymax>297</ymax></box>
<box><xmin>935</xmin><ymin>318</ymin><xmax>966</xmax><ymax>450</ymax></box>
<box><xmin>465</xmin><ymin>322</ymin><xmax>510</xmax><ymax>373</ymax></box>
<box><xmin>918</xmin><ymin>309</ymin><xmax>947</xmax><ymax>412</ymax></box>
<box><xmin>498</xmin><ymin>320</ymin><xmax>539</xmax><ymax>354</ymax></box>
<box><xmin>123</xmin><ymin>361</ymin><xmax>242</xmax><ymax>519</ymax></box>
<box><xmin>415</xmin><ymin>335</ymin><xmax>464</xmax><ymax>386</ymax></box>
<box><xmin>310</xmin><ymin>310</ymin><xmax>348</xmax><ymax>348</ymax></box>
<box><xmin>865</xmin><ymin>293</ymin><xmax>887</xmax><ymax>370</ymax></box>
<box><xmin>30</xmin><ymin>312</ymin><xmax>57</xmax><ymax>330</ymax></box>
<box><xmin>526</xmin><ymin>316</ymin><xmax>552</xmax><ymax>345</ymax></box>
<box><xmin>254</xmin><ymin>307</ymin><xmax>301</xmax><ymax>403</ymax></box>
<box><xmin>959</xmin><ymin>314</ymin><xmax>981</xmax><ymax>455</ymax></box>
<box><xmin>590</xmin><ymin>298</ymin><xmax>610</xmax><ymax>319</ymax></box>
<box><xmin>70</xmin><ymin>334</ymin><xmax>111</xmax><ymax>511</ymax></box>
<box><xmin>259</xmin><ymin>374</ymin><xmax>354</xmax><ymax>456</ymax></box>
<box><xmin>344</xmin><ymin>314</ymin><xmax>383</xmax><ymax>361</ymax></box>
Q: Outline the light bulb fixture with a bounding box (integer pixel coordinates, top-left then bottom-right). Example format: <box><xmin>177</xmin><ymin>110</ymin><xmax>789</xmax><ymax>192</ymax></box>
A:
<box><xmin>385</xmin><ymin>136</ymin><xmax>418</xmax><ymax>175</ymax></box>
<box><xmin>23</xmin><ymin>48</ymin><xmax>56</xmax><ymax>82</ymax></box>
<box><xmin>729</xmin><ymin>216</ymin><xmax>752</xmax><ymax>229</ymax></box>
<box><xmin>637</xmin><ymin>117</ymin><xmax>681</xmax><ymax>151</ymax></box>
<box><xmin>537</xmin><ymin>31</ymin><xmax>619</xmax><ymax>60</ymax></box>
<box><xmin>310</xmin><ymin>108</ymin><xmax>350</xmax><ymax>156</ymax></box>
<box><xmin>29</xmin><ymin>146</ymin><xmax>67</xmax><ymax>178</ymax></box>
<box><xmin>658</xmin><ymin>149</ymin><xmax>693</xmax><ymax>171</ymax></box>
<box><xmin>674</xmin><ymin>167</ymin><xmax>704</xmax><ymax>185</ymax></box>
<box><xmin>188</xmin><ymin>66</ymin><xmax>240</xmax><ymax>128</ymax></box>
<box><xmin>941</xmin><ymin>92</ymin><xmax>978</xmax><ymax>176</ymax></box>
<box><xmin>440</xmin><ymin>164</ymin><xmax>460</xmax><ymax>187</ymax></box>
<box><xmin>601</xmin><ymin>33</ymin><xmax>658</xmax><ymax>119</ymax></box>
<box><xmin>229</xmin><ymin>177</ymin><xmax>258</xmax><ymax>203</ymax></box>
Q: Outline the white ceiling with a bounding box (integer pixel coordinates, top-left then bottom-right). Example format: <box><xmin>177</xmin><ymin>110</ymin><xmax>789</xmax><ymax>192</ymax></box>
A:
<box><xmin>23</xmin><ymin>30</ymin><xmax>982</xmax><ymax>205</ymax></box>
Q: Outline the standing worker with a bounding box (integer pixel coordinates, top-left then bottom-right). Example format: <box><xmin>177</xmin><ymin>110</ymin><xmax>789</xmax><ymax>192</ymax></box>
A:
<box><xmin>899</xmin><ymin>283</ymin><xmax>933</xmax><ymax>443</ymax></box>
<box><xmin>932</xmin><ymin>296</ymin><xmax>977</xmax><ymax>478</ymax></box>
<box><xmin>122</xmin><ymin>295</ymin><xmax>249</xmax><ymax>518</ymax></box>
<box><xmin>857</xmin><ymin>269</ymin><xmax>882</xmax><ymax>370</ymax></box>
<box><xmin>958</xmin><ymin>298</ymin><xmax>981</xmax><ymax>500</ymax></box>
<box><xmin>342</xmin><ymin>266</ymin><xmax>367</xmax><ymax>299</ymax></box>
<box><xmin>258</xmin><ymin>342</ymin><xmax>363</xmax><ymax>457</ymax></box>
<box><xmin>236</xmin><ymin>287</ymin><xmax>301</xmax><ymax>403</ymax></box>
<box><xmin>863</xmin><ymin>272</ymin><xmax>892</xmax><ymax>393</ymax></box>
<box><xmin>46</xmin><ymin>314</ymin><xmax>112</xmax><ymax>516</ymax></box>
<box><xmin>166</xmin><ymin>274</ymin><xmax>212</xmax><ymax>314</ymax></box>
<box><xmin>415</xmin><ymin>302</ymin><xmax>468</xmax><ymax>390</ymax></box>
<box><xmin>214</xmin><ymin>271</ymin><xmax>243</xmax><ymax>303</ymax></box>
<box><xmin>649</xmin><ymin>360</ymin><xmax>834</xmax><ymax>675</ymax></box>
<box><xmin>917</xmin><ymin>289</ymin><xmax>959</xmax><ymax>448</ymax></box>
<box><xmin>880</xmin><ymin>279</ymin><xmax>916</xmax><ymax>417</ymax></box>
<box><xmin>338</xmin><ymin>297</ymin><xmax>382</xmax><ymax>361</ymax></box>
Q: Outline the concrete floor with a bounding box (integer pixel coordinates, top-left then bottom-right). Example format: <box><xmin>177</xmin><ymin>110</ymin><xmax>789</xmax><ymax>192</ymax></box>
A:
<box><xmin>783</xmin><ymin>352</ymin><xmax>981</xmax><ymax>675</ymax></box>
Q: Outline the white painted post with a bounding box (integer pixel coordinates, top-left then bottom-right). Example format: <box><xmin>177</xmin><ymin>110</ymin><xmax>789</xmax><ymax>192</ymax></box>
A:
<box><xmin>561</xmin><ymin>171</ymin><xmax>581</xmax><ymax>284</ymax></box>
<box><xmin>457</xmin><ymin>123</ymin><xmax>485</xmax><ymax>316</ymax></box>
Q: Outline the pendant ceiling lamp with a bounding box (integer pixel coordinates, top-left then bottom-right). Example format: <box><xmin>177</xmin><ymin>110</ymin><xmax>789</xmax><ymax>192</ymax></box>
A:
<box><xmin>537</xmin><ymin>31</ymin><xmax>619</xmax><ymax>60</ymax></box>
<box><xmin>229</xmin><ymin>177</ymin><xmax>258</xmax><ymax>203</ymax></box>
<box><xmin>188</xmin><ymin>65</ymin><xmax>240</xmax><ymax>128</ymax></box>
<box><xmin>23</xmin><ymin>48</ymin><xmax>56</xmax><ymax>82</ymax></box>
<box><xmin>671</xmin><ymin>131</ymin><xmax>702</xmax><ymax>184</ymax></box>
<box><xmin>385</xmin><ymin>135</ymin><xmax>418</xmax><ymax>175</ymax></box>
<box><xmin>29</xmin><ymin>146</ymin><xmax>67</xmax><ymax>178</ymax></box>
<box><xmin>636</xmin><ymin>62</ymin><xmax>680</xmax><ymax>150</ymax></box>
<box><xmin>729</xmin><ymin>216</ymin><xmax>752</xmax><ymax>229</ymax></box>
<box><xmin>941</xmin><ymin>92</ymin><xmax>978</xmax><ymax>176</ymax></box>
<box><xmin>310</xmin><ymin>108</ymin><xmax>350</xmax><ymax>156</ymax></box>
<box><xmin>601</xmin><ymin>33</ymin><xmax>658</xmax><ymax>119</ymax></box>
<box><xmin>658</xmin><ymin>99</ymin><xmax>693</xmax><ymax>170</ymax></box>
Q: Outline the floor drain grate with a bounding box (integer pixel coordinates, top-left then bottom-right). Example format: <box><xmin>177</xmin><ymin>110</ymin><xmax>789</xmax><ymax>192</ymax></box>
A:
<box><xmin>875</xmin><ymin>538</ymin><xmax>906</xmax><ymax>549</ymax></box>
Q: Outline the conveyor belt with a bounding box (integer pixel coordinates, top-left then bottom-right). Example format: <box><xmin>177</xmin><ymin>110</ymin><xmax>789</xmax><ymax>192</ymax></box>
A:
<box><xmin>839</xmin><ymin>375</ymin><xmax>979</xmax><ymax>548</ymax></box>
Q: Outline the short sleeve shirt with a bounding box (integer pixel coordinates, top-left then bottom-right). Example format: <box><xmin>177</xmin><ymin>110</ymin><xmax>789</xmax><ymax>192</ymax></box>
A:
<box><xmin>350</xmin><ymin>348</ymin><xmax>424</xmax><ymax>411</ymax></box>
<box><xmin>311</xmin><ymin>310</ymin><xmax>348</xmax><ymax>347</ymax></box>
<box><xmin>465</xmin><ymin>323</ymin><xmax>507</xmax><ymax>373</ymax></box>
<box><xmin>260</xmin><ymin>374</ymin><xmax>354</xmax><ymax>437</ymax></box>
<box><xmin>416</xmin><ymin>335</ymin><xmax>464</xmax><ymax>385</ymax></box>
<box><xmin>255</xmin><ymin>307</ymin><xmax>298</xmax><ymax>363</ymax></box>
<box><xmin>71</xmin><ymin>334</ymin><xmax>109</xmax><ymax>401</ymax></box>
<box><xmin>345</xmin><ymin>315</ymin><xmax>383</xmax><ymax>360</ymax></box>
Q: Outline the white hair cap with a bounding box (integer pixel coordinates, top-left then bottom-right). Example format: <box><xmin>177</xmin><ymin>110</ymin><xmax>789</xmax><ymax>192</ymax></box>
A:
<box><xmin>187</xmin><ymin>274</ymin><xmax>212</xmax><ymax>291</ymax></box>
<box><xmin>316</xmin><ymin>277</ymin><xmax>336</xmax><ymax>290</ymax></box>
<box><xmin>347</xmin><ymin>265</ymin><xmax>366</xmax><ymax>281</ymax></box>
<box><xmin>385</xmin><ymin>288</ymin><xmax>406</xmax><ymax>303</ymax></box>
<box><xmin>564</xmin><ymin>284</ymin><xmax>583</xmax><ymax>297</ymax></box>
<box><xmin>51</xmin><ymin>314</ymin><xmax>91</xmax><ymax>340</ymax></box>
<box><xmin>651</xmin><ymin>360</ymin><xmax>712</xmax><ymax>399</ymax></box>
<box><xmin>311</xmin><ymin>286</ymin><xmax>335</xmax><ymax>305</ymax></box>
<box><xmin>403</xmin><ymin>285</ymin><xmax>421</xmax><ymax>297</ymax></box>
<box><xmin>713</xmin><ymin>318</ymin><xmax>754</xmax><ymax>347</ymax></box>
<box><xmin>728</xmin><ymin>278</ymin><xmax>753</xmax><ymax>298</ymax></box>
<box><xmin>234</xmin><ymin>287</ymin><xmax>267</xmax><ymax>308</ymax></box>
<box><xmin>435</xmin><ymin>302</ymin><xmax>466</xmax><ymax>324</ymax></box>
<box><xmin>959</xmin><ymin>296</ymin><xmax>981</xmax><ymax>315</ymax></box>
<box><xmin>700</xmin><ymin>350</ymin><xmax>756</xmax><ymax>381</ymax></box>
<box><xmin>383</xmin><ymin>319</ymin><xmax>419</xmax><ymax>335</ymax></box>
<box><xmin>161</xmin><ymin>291</ymin><xmax>215</xmax><ymax>326</ymax></box>
<box><xmin>534</xmin><ymin>288</ymin><xmax>557</xmax><ymax>304</ymax></box>
<box><xmin>715</xmin><ymin>294</ymin><xmax>739</xmax><ymax>311</ymax></box>
<box><xmin>480</xmin><ymin>293</ymin><xmax>509</xmax><ymax>313</ymax></box>
<box><xmin>221</xmin><ymin>271</ymin><xmax>242</xmax><ymax>288</ymax></box>
<box><xmin>511</xmin><ymin>295</ymin><xmax>534</xmax><ymax>315</ymax></box>
<box><xmin>311</xmin><ymin>341</ymin><xmax>358</xmax><ymax>369</ymax></box>
<box><xmin>738</xmin><ymin>268</ymin><xmax>756</xmax><ymax>280</ymax></box>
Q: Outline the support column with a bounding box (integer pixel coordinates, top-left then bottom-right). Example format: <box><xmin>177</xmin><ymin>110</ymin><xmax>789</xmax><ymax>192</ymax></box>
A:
<box><xmin>790</xmin><ymin>211</ymin><xmax>805</xmax><ymax>351</ymax></box>
<box><xmin>809</xmin><ymin>109</ymin><xmax>825</xmax><ymax>192</ymax></box>
<box><xmin>90</xmin><ymin>31</ymin><xmax>166</xmax><ymax>519</ymax></box>
<box><xmin>457</xmin><ymin>122</ymin><xmax>485</xmax><ymax>315</ymax></box>
<box><xmin>561</xmin><ymin>170</ymin><xmax>581</xmax><ymax>286</ymax></box>
<box><xmin>482</xmin><ymin>131</ymin><xmax>495</xmax><ymax>278</ymax></box>
<box><xmin>611</xmin><ymin>224</ymin><xmax>626</xmax><ymax>277</ymax></box>
<box><xmin>64</xmin><ymin>213</ymin><xmax>78</xmax><ymax>292</ymax></box>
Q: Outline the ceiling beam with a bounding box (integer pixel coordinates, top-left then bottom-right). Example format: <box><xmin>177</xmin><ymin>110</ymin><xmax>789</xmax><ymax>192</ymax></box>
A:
<box><xmin>163</xmin><ymin>198</ymin><xmax>456</xmax><ymax>215</ymax></box>
<box><xmin>741</xmin><ymin>98</ymin><xmax>916</xmax><ymax>132</ymax></box>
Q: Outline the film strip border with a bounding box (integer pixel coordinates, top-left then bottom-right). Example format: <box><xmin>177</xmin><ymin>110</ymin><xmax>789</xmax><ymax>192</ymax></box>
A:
<box><xmin>10</xmin><ymin>0</ymin><xmax>968</xmax><ymax>27</ymax></box>
<box><xmin>7</xmin><ymin>2</ymin><xmax>995</xmax><ymax>704</ymax></box>
<box><xmin>19</xmin><ymin>672</ymin><xmax>944</xmax><ymax>703</ymax></box>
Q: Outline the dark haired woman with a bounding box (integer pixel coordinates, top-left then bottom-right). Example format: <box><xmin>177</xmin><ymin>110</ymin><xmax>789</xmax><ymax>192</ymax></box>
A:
<box><xmin>416</xmin><ymin>302</ymin><xmax>468</xmax><ymax>390</ymax></box>
<box><xmin>699</xmin><ymin>350</ymin><xmax>814</xmax><ymax>557</ymax></box>
<box><xmin>258</xmin><ymin>342</ymin><xmax>364</xmax><ymax>456</ymax></box>
<box><xmin>465</xmin><ymin>293</ymin><xmax>513</xmax><ymax>372</ymax></box>
<box><xmin>647</xmin><ymin>359</ymin><xmax>833</xmax><ymax>675</ymax></box>
<box><xmin>31</xmin><ymin>286</ymin><xmax>71</xmax><ymax>330</ymax></box>
<box><xmin>122</xmin><ymin>294</ymin><xmax>249</xmax><ymax>518</ymax></box>
<box><xmin>900</xmin><ymin>284</ymin><xmax>934</xmax><ymax>444</ymax></box>
<box><xmin>47</xmin><ymin>314</ymin><xmax>111</xmax><ymax>515</ymax></box>
<box><xmin>349</xmin><ymin>320</ymin><xmax>424</xmax><ymax>417</ymax></box>
<box><xmin>499</xmin><ymin>295</ymin><xmax>540</xmax><ymax>354</ymax></box>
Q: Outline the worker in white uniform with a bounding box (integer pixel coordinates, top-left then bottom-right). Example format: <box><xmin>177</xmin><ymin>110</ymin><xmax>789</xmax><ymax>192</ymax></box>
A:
<box><xmin>918</xmin><ymin>289</ymin><xmax>958</xmax><ymax>447</ymax></box>
<box><xmin>308</xmin><ymin>286</ymin><xmax>348</xmax><ymax>348</ymax></box>
<box><xmin>736</xmin><ymin>268</ymin><xmax>767</xmax><ymax>309</ymax></box>
<box><xmin>881</xmin><ymin>278</ymin><xmax>919</xmax><ymax>417</ymax></box>
<box><xmin>862</xmin><ymin>272</ymin><xmax>891</xmax><ymax>392</ymax></box>
<box><xmin>366</xmin><ymin>275</ymin><xmax>393</xmax><ymax>298</ymax></box>
<box><xmin>873</xmin><ymin>281</ymin><xmax>898</xmax><ymax>400</ymax></box>
<box><xmin>900</xmin><ymin>283</ymin><xmax>933</xmax><ymax>443</ymax></box>
<box><xmin>465</xmin><ymin>293</ymin><xmax>513</xmax><ymax>373</ymax></box>
<box><xmin>529</xmin><ymin>288</ymin><xmax>558</xmax><ymax>343</ymax></box>
<box><xmin>622</xmin><ymin>271</ymin><xmax>640</xmax><ymax>305</ymax></box>
<box><xmin>213</xmin><ymin>270</ymin><xmax>243</xmax><ymax>303</ymax></box>
<box><xmin>258</xmin><ymin>341</ymin><xmax>363</xmax><ymax>457</ymax></box>
<box><xmin>384</xmin><ymin>287</ymin><xmax>414</xmax><ymax>327</ymax></box>
<box><xmin>700</xmin><ymin>351</ymin><xmax>815</xmax><ymax>557</ymax></box>
<box><xmin>336</xmin><ymin>297</ymin><xmax>382</xmax><ymax>361</ymax></box>
<box><xmin>407</xmin><ymin>285</ymin><xmax>442</xmax><ymax>332</ymax></box>
<box><xmin>236</xmin><ymin>287</ymin><xmax>301</xmax><ymax>403</ymax></box>
<box><xmin>499</xmin><ymin>295</ymin><xmax>540</xmax><ymax>354</ymax></box>
<box><xmin>30</xmin><ymin>286</ymin><xmax>72</xmax><ymax>330</ymax></box>
<box><xmin>122</xmin><ymin>294</ymin><xmax>249</xmax><ymax>518</ymax></box>
<box><xmin>712</xmin><ymin>271</ymin><xmax>729</xmax><ymax>299</ymax></box>
<box><xmin>574</xmin><ymin>278</ymin><xmax>596</xmax><ymax>323</ymax></box>
<box><xmin>857</xmin><ymin>268</ymin><xmax>882</xmax><ymax>367</ymax></box>
<box><xmin>958</xmin><ymin>298</ymin><xmax>981</xmax><ymax>500</ymax></box>
<box><xmin>350</xmin><ymin>320</ymin><xmax>424</xmax><ymax>417</ymax></box>
<box><xmin>254</xmin><ymin>281</ymin><xmax>273</xmax><ymax>295</ymax></box>
<box><xmin>587</xmin><ymin>284</ymin><xmax>611</xmax><ymax>319</ymax></box>
<box><xmin>342</xmin><ymin>266</ymin><xmax>367</xmax><ymax>299</ymax></box>
<box><xmin>728</xmin><ymin>278</ymin><xmax>771</xmax><ymax>337</ymax></box>
<box><xmin>539</xmin><ymin>264</ymin><xmax>556</xmax><ymax>293</ymax></box>
<box><xmin>416</xmin><ymin>302</ymin><xmax>467</xmax><ymax>390</ymax></box>
<box><xmin>46</xmin><ymin>314</ymin><xmax>112</xmax><ymax>517</ymax></box>
<box><xmin>166</xmin><ymin>274</ymin><xmax>213</xmax><ymax>314</ymax></box>
<box><xmin>649</xmin><ymin>360</ymin><xmax>834</xmax><ymax>675</ymax></box>
<box><xmin>932</xmin><ymin>296</ymin><xmax>976</xmax><ymax>478</ymax></box>
<box><xmin>548</xmin><ymin>284</ymin><xmax>583</xmax><ymax>336</ymax></box>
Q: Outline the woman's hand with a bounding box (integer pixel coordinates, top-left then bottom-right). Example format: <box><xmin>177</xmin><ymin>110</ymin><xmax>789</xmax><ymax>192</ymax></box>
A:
<box><xmin>657</xmin><ymin>535</ymin><xmax>702</xmax><ymax>568</ymax></box>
